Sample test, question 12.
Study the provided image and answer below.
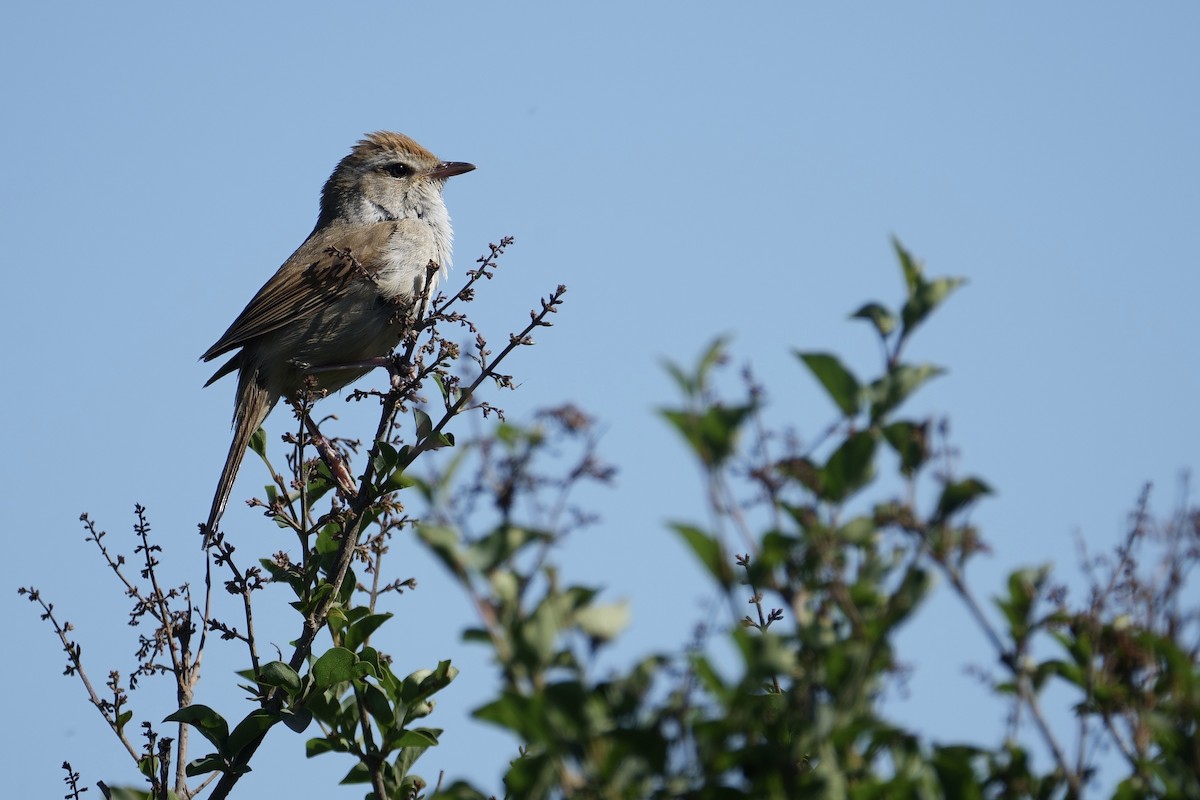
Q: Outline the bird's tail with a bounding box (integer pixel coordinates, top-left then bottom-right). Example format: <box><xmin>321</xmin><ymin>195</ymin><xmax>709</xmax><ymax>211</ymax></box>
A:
<box><xmin>204</xmin><ymin>372</ymin><xmax>275</xmax><ymax>548</ymax></box>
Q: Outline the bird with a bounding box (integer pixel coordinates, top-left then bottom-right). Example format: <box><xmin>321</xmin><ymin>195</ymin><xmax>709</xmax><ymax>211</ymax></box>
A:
<box><xmin>200</xmin><ymin>131</ymin><xmax>474</xmax><ymax>546</ymax></box>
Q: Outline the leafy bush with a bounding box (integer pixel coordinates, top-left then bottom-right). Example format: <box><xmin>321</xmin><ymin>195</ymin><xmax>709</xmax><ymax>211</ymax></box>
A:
<box><xmin>23</xmin><ymin>240</ymin><xmax>1199</xmax><ymax>799</ymax></box>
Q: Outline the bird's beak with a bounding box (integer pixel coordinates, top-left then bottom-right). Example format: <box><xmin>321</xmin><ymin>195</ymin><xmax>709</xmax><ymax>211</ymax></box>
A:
<box><xmin>427</xmin><ymin>161</ymin><xmax>476</xmax><ymax>180</ymax></box>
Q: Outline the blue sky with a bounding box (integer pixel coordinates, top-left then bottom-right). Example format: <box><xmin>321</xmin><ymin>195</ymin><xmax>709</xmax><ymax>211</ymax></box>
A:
<box><xmin>4</xmin><ymin>3</ymin><xmax>1198</xmax><ymax>796</ymax></box>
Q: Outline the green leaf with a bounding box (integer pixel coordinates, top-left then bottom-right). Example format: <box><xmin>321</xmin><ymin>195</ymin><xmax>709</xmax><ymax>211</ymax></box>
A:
<box><xmin>325</xmin><ymin>606</ymin><xmax>349</xmax><ymax>643</ymax></box>
<box><xmin>184</xmin><ymin>754</ymin><xmax>228</xmax><ymax>777</ymax></box>
<box><xmin>518</xmin><ymin>594</ymin><xmax>577</xmax><ymax>668</ymax></box>
<box><xmin>795</xmin><ymin>351</ymin><xmax>861</xmax><ymax>416</ymax></box>
<box><xmin>996</xmin><ymin>566</ymin><xmax>1049</xmax><ymax>643</ymax></box>
<box><xmin>227</xmin><ymin>709</ymin><xmax>278</xmax><ymax>757</ymax></box>
<box><xmin>488</xmin><ymin>570</ymin><xmax>519</xmax><ymax>605</ymax></box>
<box><xmin>867</xmin><ymin>363</ymin><xmax>944</xmax><ymax>422</ymax></box>
<box><xmin>474</xmin><ymin>691</ymin><xmax>537</xmax><ymax>735</ymax></box>
<box><xmin>933</xmin><ymin>477</ymin><xmax>993</xmax><ymax>523</ymax></box>
<box><xmin>432</xmin><ymin>372</ymin><xmax>454</xmax><ymax>404</ymax></box>
<box><xmin>660</xmin><ymin>403</ymin><xmax>754</xmax><ymax>469</ymax></box>
<box><xmin>470</xmin><ymin>525</ymin><xmax>549</xmax><ymax>573</ymax></box>
<box><xmin>400</xmin><ymin>661</ymin><xmax>458</xmax><ymax>707</ymax></box>
<box><xmin>574</xmin><ymin>601</ymin><xmax>631</xmax><ymax>642</ymax></box>
<box><xmin>690</xmin><ymin>654</ymin><xmax>732</xmax><ymax>702</ymax></box>
<box><xmin>462</xmin><ymin>627</ymin><xmax>491</xmax><ymax>645</ymax></box>
<box><xmin>303</xmin><ymin>462</ymin><xmax>334</xmax><ymax>506</ymax></box>
<box><xmin>660</xmin><ymin>336</ymin><xmax>732</xmax><ymax>400</ymax></box>
<box><xmin>414</xmin><ymin>408</ymin><xmax>434</xmax><ymax>439</ymax></box>
<box><xmin>315</xmin><ymin>521</ymin><xmax>344</xmax><ymax>555</ymax></box>
<box><xmin>694</xmin><ymin>337</ymin><xmax>730</xmax><ymax>390</ymax></box>
<box><xmin>345</xmin><ymin>612</ymin><xmax>394</xmax><ymax>653</ymax></box>
<box><xmin>668</xmin><ymin>522</ymin><xmax>734</xmax><ymax>588</ymax></box>
<box><xmin>881</xmin><ymin>420</ymin><xmax>929</xmax><ymax>476</ymax></box>
<box><xmin>359</xmin><ymin>647</ymin><xmax>400</xmax><ymax>695</ymax></box>
<box><xmin>495</xmin><ymin>422</ymin><xmax>522</xmax><ymax>446</ymax></box>
<box><xmin>838</xmin><ymin>516</ymin><xmax>878</xmax><ymax>546</ymax></box>
<box><xmin>890</xmin><ymin>238</ymin><xmax>965</xmax><ymax>344</ymax></box>
<box><xmin>393</xmin><ymin>730</ymin><xmax>442</xmax><ymax>782</ymax></box>
<box><xmin>136</xmin><ymin>755</ymin><xmax>157</xmax><ymax>779</ymax></box>
<box><xmin>371</xmin><ymin>440</ymin><xmax>400</xmax><ymax>475</ymax></box>
<box><xmin>882</xmin><ymin>566</ymin><xmax>932</xmax><ymax>630</ymax></box>
<box><xmin>279</xmin><ymin>707</ymin><xmax>312</xmax><ymax>734</ymax></box>
<box><xmin>362</xmin><ymin>683</ymin><xmax>394</xmax><ymax>727</ymax></box>
<box><xmin>1031</xmin><ymin>659</ymin><xmax>1068</xmax><ymax>692</ymax></box>
<box><xmin>99</xmin><ymin>788</ymin><xmax>168</xmax><ymax>800</ymax></box>
<box><xmin>893</xmin><ymin>236</ymin><xmax>923</xmax><ymax>294</ymax></box>
<box><xmin>661</xmin><ymin>359</ymin><xmax>695</xmax><ymax>398</ymax></box>
<box><xmin>410</xmin><ymin>409</ymin><xmax>453</xmax><ymax>450</ymax></box>
<box><xmin>257</xmin><ymin>661</ymin><xmax>302</xmax><ymax>697</ymax></box>
<box><xmin>261</xmin><ymin>557</ymin><xmax>307</xmax><ymax>595</ymax></box>
<box><xmin>248</xmin><ymin>426</ymin><xmax>268</xmax><ymax>459</ymax></box>
<box><xmin>732</xmin><ymin>627</ymin><xmax>797</xmax><ymax>676</ymax></box>
<box><xmin>851</xmin><ymin>302</ymin><xmax>897</xmax><ymax>338</ymax></box>
<box><xmin>902</xmin><ymin>275</ymin><xmax>965</xmax><ymax>339</ymax></box>
<box><xmin>393</xmin><ymin>728</ymin><xmax>440</xmax><ymax>747</ymax></box>
<box><xmin>821</xmin><ymin>429</ymin><xmax>877</xmax><ymax>502</ymax></box>
<box><xmin>164</xmin><ymin>704</ymin><xmax>230</xmax><ymax>755</ymax></box>
<box><xmin>339</xmin><ymin>762</ymin><xmax>372</xmax><ymax>785</ymax></box>
<box><xmin>775</xmin><ymin>457</ymin><xmax>823</xmax><ymax>495</ymax></box>
<box><xmin>931</xmin><ymin>745</ymin><xmax>985</xmax><ymax>800</ymax></box>
<box><xmin>305</xmin><ymin>737</ymin><xmax>346</xmax><ymax>758</ymax></box>
<box><xmin>504</xmin><ymin>750</ymin><xmax>557</xmax><ymax>797</ymax></box>
<box><xmin>415</xmin><ymin>524</ymin><xmax>466</xmax><ymax>578</ymax></box>
<box><xmin>380</xmin><ymin>467</ymin><xmax>418</xmax><ymax>494</ymax></box>
<box><xmin>312</xmin><ymin>647</ymin><xmax>359</xmax><ymax>688</ymax></box>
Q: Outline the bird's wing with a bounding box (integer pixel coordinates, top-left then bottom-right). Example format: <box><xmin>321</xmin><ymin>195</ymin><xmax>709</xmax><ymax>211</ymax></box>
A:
<box><xmin>201</xmin><ymin>222</ymin><xmax>399</xmax><ymax>363</ymax></box>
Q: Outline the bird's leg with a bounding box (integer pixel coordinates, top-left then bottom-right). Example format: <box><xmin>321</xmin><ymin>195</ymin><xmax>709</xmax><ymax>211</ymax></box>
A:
<box><xmin>300</xmin><ymin>413</ymin><xmax>356</xmax><ymax>499</ymax></box>
<box><xmin>387</xmin><ymin>353</ymin><xmax>416</xmax><ymax>392</ymax></box>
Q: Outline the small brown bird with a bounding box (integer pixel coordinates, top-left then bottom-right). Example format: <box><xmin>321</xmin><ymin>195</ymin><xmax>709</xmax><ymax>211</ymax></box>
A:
<box><xmin>201</xmin><ymin>132</ymin><xmax>474</xmax><ymax>545</ymax></box>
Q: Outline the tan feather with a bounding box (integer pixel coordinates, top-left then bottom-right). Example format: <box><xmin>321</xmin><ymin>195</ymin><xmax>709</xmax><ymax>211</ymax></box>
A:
<box><xmin>202</xmin><ymin>222</ymin><xmax>399</xmax><ymax>365</ymax></box>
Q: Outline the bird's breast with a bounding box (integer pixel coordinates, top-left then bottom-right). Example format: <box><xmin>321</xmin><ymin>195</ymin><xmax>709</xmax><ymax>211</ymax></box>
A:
<box><xmin>373</xmin><ymin>218</ymin><xmax>448</xmax><ymax>302</ymax></box>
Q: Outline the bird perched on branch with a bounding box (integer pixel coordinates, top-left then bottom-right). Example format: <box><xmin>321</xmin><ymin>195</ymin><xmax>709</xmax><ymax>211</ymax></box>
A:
<box><xmin>200</xmin><ymin>132</ymin><xmax>474</xmax><ymax>546</ymax></box>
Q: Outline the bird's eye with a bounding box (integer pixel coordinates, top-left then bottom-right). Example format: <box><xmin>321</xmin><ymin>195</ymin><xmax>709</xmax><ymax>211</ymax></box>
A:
<box><xmin>381</xmin><ymin>163</ymin><xmax>412</xmax><ymax>178</ymax></box>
